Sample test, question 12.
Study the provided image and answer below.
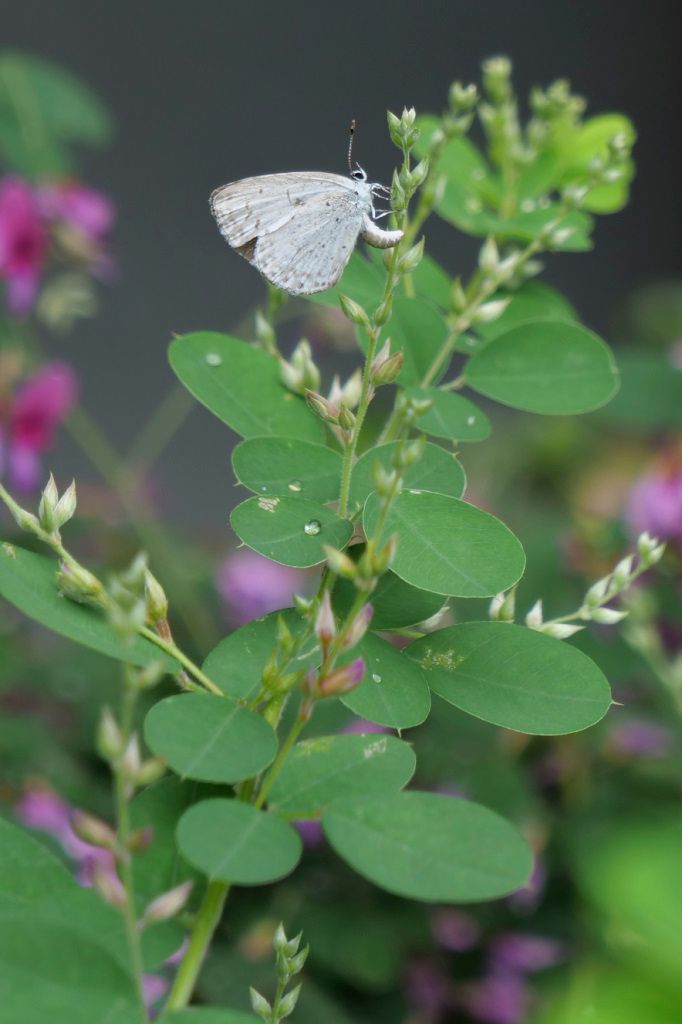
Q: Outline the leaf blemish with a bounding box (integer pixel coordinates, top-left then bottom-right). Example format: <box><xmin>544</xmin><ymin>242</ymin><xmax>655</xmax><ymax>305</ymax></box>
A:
<box><xmin>420</xmin><ymin>648</ymin><xmax>465</xmax><ymax>671</ymax></box>
<box><xmin>363</xmin><ymin>738</ymin><xmax>388</xmax><ymax>758</ymax></box>
<box><xmin>257</xmin><ymin>496</ymin><xmax>280</xmax><ymax>512</ymax></box>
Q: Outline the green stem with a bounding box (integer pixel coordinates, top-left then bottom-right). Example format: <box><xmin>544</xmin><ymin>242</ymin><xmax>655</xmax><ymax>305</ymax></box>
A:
<box><xmin>138</xmin><ymin>626</ymin><xmax>223</xmax><ymax>695</ymax></box>
<box><xmin>338</xmin><ymin>327</ymin><xmax>381</xmax><ymax>518</ymax></box>
<box><xmin>254</xmin><ymin>712</ymin><xmax>308</xmax><ymax>810</ymax></box>
<box><xmin>164</xmin><ymin>880</ymin><xmax>230</xmax><ymax>1011</ymax></box>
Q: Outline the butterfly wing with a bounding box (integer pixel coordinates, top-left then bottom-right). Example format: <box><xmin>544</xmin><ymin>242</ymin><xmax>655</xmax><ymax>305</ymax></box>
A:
<box><xmin>210</xmin><ymin>172</ymin><xmax>369</xmax><ymax>294</ymax></box>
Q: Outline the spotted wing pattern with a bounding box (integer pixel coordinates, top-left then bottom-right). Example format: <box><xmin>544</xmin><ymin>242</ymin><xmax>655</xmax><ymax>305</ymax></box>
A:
<box><xmin>210</xmin><ymin>172</ymin><xmax>370</xmax><ymax>294</ymax></box>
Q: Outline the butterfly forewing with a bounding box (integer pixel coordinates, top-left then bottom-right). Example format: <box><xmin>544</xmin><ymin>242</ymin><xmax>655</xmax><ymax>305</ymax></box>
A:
<box><xmin>210</xmin><ymin>171</ymin><xmax>371</xmax><ymax>293</ymax></box>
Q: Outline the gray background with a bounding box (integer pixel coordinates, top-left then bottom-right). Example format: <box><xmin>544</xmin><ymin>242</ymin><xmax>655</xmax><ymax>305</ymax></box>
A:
<box><xmin>4</xmin><ymin>1</ymin><xmax>681</xmax><ymax>525</ymax></box>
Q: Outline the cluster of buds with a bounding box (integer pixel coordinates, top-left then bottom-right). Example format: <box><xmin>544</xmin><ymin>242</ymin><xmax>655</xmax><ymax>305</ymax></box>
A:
<box><xmin>250</xmin><ymin>924</ymin><xmax>309</xmax><ymax>1024</ymax></box>
<box><xmin>479</xmin><ymin>56</ymin><xmax>529</xmax><ymax>169</ymax></box>
<box><xmin>370</xmin><ymin>338</ymin><xmax>404</xmax><ymax>387</ymax></box>
<box><xmin>107</xmin><ymin>552</ymin><xmax>149</xmax><ymax>639</ymax></box>
<box><xmin>387</xmin><ymin>106</ymin><xmax>420</xmax><ymax>152</ymax></box>
<box><xmin>279</xmin><ymin>339</ymin><xmax>320</xmax><ymax>396</ymax></box>
<box><xmin>37</xmin><ymin>474</ymin><xmax>77</xmax><ymax>540</ymax></box>
<box><xmin>96</xmin><ymin>705</ymin><xmax>166</xmax><ymax>796</ymax></box>
<box><xmin>391</xmin><ymin>156</ymin><xmax>430</xmax><ymax>216</ymax></box>
<box><xmin>305</xmin><ymin>368</ymin><xmax>362</xmax><ymax>445</ymax></box>
<box><xmin>504</xmin><ymin>532</ymin><xmax>666</xmax><ymax>639</ymax></box>
<box><xmin>313</xmin><ymin>588</ymin><xmax>373</xmax><ymax>657</ymax></box>
<box><xmin>527</xmin><ymin>78</ymin><xmax>586</xmax><ymax>151</ymax></box>
<box><xmin>259</xmin><ymin>613</ymin><xmax>300</xmax><ymax>697</ymax></box>
<box><xmin>560</xmin><ymin>129</ymin><xmax>633</xmax><ymax>212</ymax></box>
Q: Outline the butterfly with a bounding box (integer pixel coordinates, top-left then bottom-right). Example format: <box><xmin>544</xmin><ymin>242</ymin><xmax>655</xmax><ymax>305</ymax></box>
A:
<box><xmin>209</xmin><ymin>124</ymin><xmax>403</xmax><ymax>295</ymax></box>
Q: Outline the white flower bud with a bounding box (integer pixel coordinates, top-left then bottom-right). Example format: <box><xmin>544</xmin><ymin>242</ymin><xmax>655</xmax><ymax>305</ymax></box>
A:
<box><xmin>589</xmin><ymin>607</ymin><xmax>628</xmax><ymax>625</ymax></box>
<box><xmin>540</xmin><ymin>622</ymin><xmax>585</xmax><ymax>639</ymax></box>
<box><xmin>473</xmin><ymin>298</ymin><xmax>511</xmax><ymax>324</ymax></box>
<box><xmin>141</xmin><ymin>880</ymin><xmax>193</xmax><ymax>926</ymax></box>
<box><xmin>479</xmin><ymin>236</ymin><xmax>499</xmax><ymax>274</ymax></box>
<box><xmin>612</xmin><ymin>555</ymin><xmax>634</xmax><ymax>588</ymax></box>
<box><xmin>525</xmin><ymin>599</ymin><xmax>544</xmax><ymax>629</ymax></box>
<box><xmin>250</xmin><ymin>987</ymin><xmax>272</xmax><ymax>1021</ymax></box>
<box><xmin>585</xmin><ymin>576</ymin><xmax>611</xmax><ymax>608</ymax></box>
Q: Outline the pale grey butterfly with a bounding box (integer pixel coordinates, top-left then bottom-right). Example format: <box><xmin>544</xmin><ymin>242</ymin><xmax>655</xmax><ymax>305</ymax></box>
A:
<box><xmin>209</xmin><ymin>121</ymin><xmax>403</xmax><ymax>296</ymax></box>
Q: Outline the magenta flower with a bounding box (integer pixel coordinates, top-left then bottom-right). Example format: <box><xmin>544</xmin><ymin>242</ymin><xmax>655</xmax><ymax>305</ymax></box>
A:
<box><xmin>431</xmin><ymin>909</ymin><xmax>481</xmax><ymax>952</ymax></box>
<box><xmin>216</xmin><ymin>548</ymin><xmax>304</xmax><ymax>624</ymax></box>
<box><xmin>293</xmin><ymin>819</ymin><xmax>325</xmax><ymax>849</ymax></box>
<box><xmin>405</xmin><ymin>958</ymin><xmax>453</xmax><ymax>1016</ymax></box>
<box><xmin>0</xmin><ymin>361</ymin><xmax>78</xmax><ymax>491</ymax></box>
<box><xmin>606</xmin><ymin>718</ymin><xmax>673</xmax><ymax>759</ymax></box>
<box><xmin>0</xmin><ymin>177</ymin><xmax>48</xmax><ymax>315</ymax></box>
<box><xmin>625</xmin><ymin>468</ymin><xmax>682</xmax><ymax>546</ymax></box>
<box><xmin>489</xmin><ymin>932</ymin><xmax>565</xmax><ymax>974</ymax></box>
<box><xmin>38</xmin><ymin>182</ymin><xmax>115</xmax><ymax>240</ymax></box>
<box><xmin>457</xmin><ymin>971</ymin><xmax>532</xmax><ymax>1024</ymax></box>
<box><xmin>341</xmin><ymin>717</ymin><xmax>390</xmax><ymax>735</ymax></box>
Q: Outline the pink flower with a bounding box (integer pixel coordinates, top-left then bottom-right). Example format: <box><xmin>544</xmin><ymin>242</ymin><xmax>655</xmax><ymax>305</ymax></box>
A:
<box><xmin>625</xmin><ymin>468</ymin><xmax>682</xmax><ymax>546</ymax></box>
<box><xmin>606</xmin><ymin>718</ymin><xmax>673</xmax><ymax>759</ymax></box>
<box><xmin>341</xmin><ymin>717</ymin><xmax>390</xmax><ymax>735</ymax></box>
<box><xmin>294</xmin><ymin>819</ymin><xmax>325</xmax><ymax>848</ymax></box>
<box><xmin>457</xmin><ymin>971</ymin><xmax>532</xmax><ymax>1024</ymax></box>
<box><xmin>431</xmin><ymin>909</ymin><xmax>481</xmax><ymax>952</ymax></box>
<box><xmin>489</xmin><ymin>932</ymin><xmax>565</xmax><ymax>974</ymax></box>
<box><xmin>0</xmin><ymin>361</ymin><xmax>78</xmax><ymax>491</ymax></box>
<box><xmin>38</xmin><ymin>182</ymin><xmax>115</xmax><ymax>239</ymax></box>
<box><xmin>0</xmin><ymin>177</ymin><xmax>48</xmax><ymax>315</ymax></box>
<box><xmin>215</xmin><ymin>548</ymin><xmax>304</xmax><ymax>624</ymax></box>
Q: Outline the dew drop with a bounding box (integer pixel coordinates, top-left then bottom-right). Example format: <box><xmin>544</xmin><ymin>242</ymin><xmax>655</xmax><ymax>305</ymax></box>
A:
<box><xmin>466</xmin><ymin>415</ymin><xmax>475</xmax><ymax>426</ymax></box>
<box><xmin>205</xmin><ymin>352</ymin><xmax>222</xmax><ymax>366</ymax></box>
<box><xmin>261</xmin><ymin>485</ymin><xmax>267</xmax><ymax>491</ymax></box>
<box><xmin>372</xmin><ymin>673</ymin><xmax>382</xmax><ymax>683</ymax></box>
<box><xmin>303</xmin><ymin>519</ymin><xmax>321</xmax><ymax>536</ymax></box>
<box><xmin>408</xmin><ymin>488</ymin><xmax>422</xmax><ymax>495</ymax></box>
<box><xmin>288</xmin><ymin>480</ymin><xmax>302</xmax><ymax>492</ymax></box>
<box><xmin>520</xmin><ymin>198</ymin><xmax>536</xmax><ymax>213</ymax></box>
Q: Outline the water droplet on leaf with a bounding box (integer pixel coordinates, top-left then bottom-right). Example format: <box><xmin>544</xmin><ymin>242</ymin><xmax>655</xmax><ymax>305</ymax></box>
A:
<box><xmin>205</xmin><ymin>353</ymin><xmax>222</xmax><ymax>366</ymax></box>
<box><xmin>372</xmin><ymin>673</ymin><xmax>382</xmax><ymax>683</ymax></box>
<box><xmin>466</xmin><ymin>415</ymin><xmax>475</xmax><ymax>426</ymax></box>
<box><xmin>303</xmin><ymin>519</ymin><xmax>321</xmax><ymax>536</ymax></box>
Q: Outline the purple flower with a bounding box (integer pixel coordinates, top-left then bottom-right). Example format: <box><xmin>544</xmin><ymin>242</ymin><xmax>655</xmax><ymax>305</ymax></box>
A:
<box><xmin>625</xmin><ymin>469</ymin><xmax>682</xmax><ymax>546</ymax></box>
<box><xmin>142</xmin><ymin>973</ymin><xmax>170</xmax><ymax>1013</ymax></box>
<box><xmin>38</xmin><ymin>182</ymin><xmax>115</xmax><ymax>240</ymax></box>
<box><xmin>431</xmin><ymin>909</ymin><xmax>481</xmax><ymax>952</ymax></box>
<box><xmin>457</xmin><ymin>971</ymin><xmax>532</xmax><ymax>1024</ymax></box>
<box><xmin>341</xmin><ymin>717</ymin><xmax>390</xmax><ymax>735</ymax></box>
<box><xmin>0</xmin><ymin>361</ymin><xmax>78</xmax><ymax>491</ymax></box>
<box><xmin>507</xmin><ymin>857</ymin><xmax>546</xmax><ymax>913</ymax></box>
<box><xmin>489</xmin><ymin>932</ymin><xmax>565</xmax><ymax>974</ymax></box>
<box><xmin>405</xmin><ymin>958</ymin><xmax>452</xmax><ymax>1016</ymax></box>
<box><xmin>607</xmin><ymin>718</ymin><xmax>673</xmax><ymax>759</ymax></box>
<box><xmin>215</xmin><ymin>548</ymin><xmax>304</xmax><ymax>624</ymax></box>
<box><xmin>294</xmin><ymin>819</ymin><xmax>325</xmax><ymax>848</ymax></box>
<box><xmin>0</xmin><ymin>177</ymin><xmax>48</xmax><ymax>315</ymax></box>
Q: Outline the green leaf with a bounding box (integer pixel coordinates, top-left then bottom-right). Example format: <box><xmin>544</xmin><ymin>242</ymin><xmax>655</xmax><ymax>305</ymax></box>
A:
<box><xmin>404</xmin><ymin>388</ymin><xmax>491</xmax><ymax>442</ymax></box>
<box><xmin>203</xmin><ymin>609</ymin><xmax>317</xmax><ymax>701</ymax></box>
<box><xmin>163</xmin><ymin>1011</ymin><xmax>259</xmax><ymax>1024</ymax></box>
<box><xmin>385</xmin><ymin>298</ymin><xmax>450</xmax><ymax>386</ymax></box>
<box><xmin>168</xmin><ymin>333</ymin><xmax>323</xmax><ymax>442</ymax></box>
<box><xmin>474</xmin><ymin>282</ymin><xmax>578</xmax><ymax>342</ymax></box>
<box><xmin>364</xmin><ymin>490</ymin><xmax>525</xmax><ymax>598</ymax></box>
<box><xmin>409</xmin><ymin>252</ymin><xmax>452</xmax><ymax>310</ymax></box>
<box><xmin>334</xmin><ymin>564</ymin><xmax>446</xmax><ymax>631</ymax></box>
<box><xmin>267</xmin><ymin>733</ymin><xmax>416</xmax><ymax>818</ymax></box>
<box><xmin>0</xmin><ymin>913</ymin><xmax>140</xmax><ymax>1024</ymax></box>
<box><xmin>339</xmin><ymin>632</ymin><xmax>431</xmax><ymax>729</ymax></box>
<box><xmin>557</xmin><ymin>114</ymin><xmax>636</xmax><ymax>214</ymax></box>
<box><xmin>598</xmin><ymin>349</ymin><xmax>682</xmax><ymax>429</ymax></box>
<box><xmin>0</xmin><ymin>51</ymin><xmax>113</xmax><ymax>177</ymax></box>
<box><xmin>176</xmin><ymin>799</ymin><xmax>302</xmax><ymax>884</ymax></box>
<box><xmin>0</xmin><ymin>545</ymin><xmax>177</xmax><ymax>670</ymax></box>
<box><xmin>144</xmin><ymin>693</ymin><xmax>277</xmax><ymax>783</ymax></box>
<box><xmin>322</xmin><ymin>792</ymin><xmax>532</xmax><ymax>901</ymax></box>
<box><xmin>349</xmin><ymin>441</ymin><xmax>466</xmax><ymax>512</ymax></box>
<box><xmin>304</xmin><ymin>250</ymin><xmax>384</xmax><ymax>310</ymax></box>
<box><xmin>230</xmin><ymin>495</ymin><xmax>352</xmax><ymax>568</ymax></box>
<box><xmin>407</xmin><ymin>621</ymin><xmax>612</xmax><ymax>734</ymax></box>
<box><xmin>232</xmin><ymin>436</ymin><xmax>342</xmax><ymax>502</ymax></box>
<box><xmin>464</xmin><ymin>319</ymin><xmax>619</xmax><ymax>414</ymax></box>
<box><xmin>0</xmin><ymin>816</ymin><xmax>74</xmax><ymax>899</ymax></box>
<box><xmin>131</xmin><ymin>778</ymin><xmax>202</xmax><ymax>903</ymax></box>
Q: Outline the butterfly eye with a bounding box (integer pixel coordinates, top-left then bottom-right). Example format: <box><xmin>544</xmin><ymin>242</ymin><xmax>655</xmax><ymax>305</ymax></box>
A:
<box><xmin>351</xmin><ymin>166</ymin><xmax>367</xmax><ymax>182</ymax></box>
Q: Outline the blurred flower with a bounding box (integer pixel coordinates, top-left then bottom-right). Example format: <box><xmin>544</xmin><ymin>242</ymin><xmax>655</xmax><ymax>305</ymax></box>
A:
<box><xmin>0</xmin><ymin>361</ymin><xmax>78</xmax><ymax>491</ymax></box>
<box><xmin>405</xmin><ymin>958</ymin><xmax>452</xmax><ymax>1016</ymax></box>
<box><xmin>488</xmin><ymin>932</ymin><xmax>565</xmax><ymax>973</ymax></box>
<box><xmin>0</xmin><ymin>176</ymin><xmax>48</xmax><ymax>315</ymax></box>
<box><xmin>508</xmin><ymin>857</ymin><xmax>546</xmax><ymax>913</ymax></box>
<box><xmin>431</xmin><ymin>909</ymin><xmax>481</xmax><ymax>952</ymax></box>
<box><xmin>15</xmin><ymin>783</ymin><xmax>116</xmax><ymax>886</ymax></box>
<box><xmin>142</xmin><ymin>973</ymin><xmax>170</xmax><ymax>1013</ymax></box>
<box><xmin>625</xmin><ymin>466</ymin><xmax>682</xmax><ymax>547</ymax></box>
<box><xmin>216</xmin><ymin>548</ymin><xmax>304</xmax><ymax>624</ymax></box>
<box><xmin>341</xmin><ymin>717</ymin><xmax>390</xmax><ymax>735</ymax></box>
<box><xmin>37</xmin><ymin>182</ymin><xmax>116</xmax><ymax>278</ymax></box>
<box><xmin>606</xmin><ymin>718</ymin><xmax>673</xmax><ymax>759</ymax></box>
<box><xmin>293</xmin><ymin>819</ymin><xmax>325</xmax><ymax>849</ymax></box>
<box><xmin>457</xmin><ymin>971</ymin><xmax>532</xmax><ymax>1024</ymax></box>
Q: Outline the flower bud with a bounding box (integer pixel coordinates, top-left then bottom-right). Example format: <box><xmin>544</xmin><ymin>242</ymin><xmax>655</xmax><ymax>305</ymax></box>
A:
<box><xmin>395</xmin><ymin>435</ymin><xmax>426</xmax><ymax>470</ymax></box>
<box><xmin>588</xmin><ymin>606</ymin><xmax>628</xmax><ymax>625</ymax></box>
<box><xmin>305</xmin><ymin>389</ymin><xmax>338</xmax><ymax>424</ymax></box>
<box><xmin>398</xmin><ymin>238</ymin><xmax>425</xmax><ymax>275</ymax></box>
<box><xmin>71</xmin><ymin>810</ymin><xmax>116</xmax><ymax>849</ymax></box>
<box><xmin>92</xmin><ymin>862</ymin><xmax>126</xmax><ymax>909</ymax></box>
<box><xmin>314</xmin><ymin>591</ymin><xmax>336</xmax><ymax>650</ymax></box>
<box><xmin>371</xmin><ymin>461</ymin><xmax>398</xmax><ymax>496</ymax></box>
<box><xmin>489</xmin><ymin>588</ymin><xmax>515</xmax><ymax>623</ymax></box>
<box><xmin>548</xmin><ymin>227</ymin><xmax>575</xmax><ymax>248</ymax></box>
<box><xmin>374</xmin><ymin>296</ymin><xmax>393</xmax><ymax>326</ymax></box>
<box><xmin>449</xmin><ymin>81</ymin><xmax>478</xmax><ymax>113</ymax></box>
<box><xmin>288</xmin><ymin>946</ymin><xmax>310</xmax><ymax>975</ymax></box>
<box><xmin>277</xmin><ymin>983</ymin><xmax>302</xmax><ymax>1019</ymax></box>
<box><xmin>338</xmin><ymin>293</ymin><xmax>370</xmax><ymax>328</ymax></box>
<box><xmin>54</xmin><ymin>480</ymin><xmax>77</xmax><ymax>529</ymax></box>
<box><xmin>293</xmin><ymin>593</ymin><xmax>313</xmax><ymax>616</ymax></box>
<box><xmin>450</xmin><ymin>277</ymin><xmax>467</xmax><ymax>313</ymax></box>
<box><xmin>371</xmin><ymin>341</ymin><xmax>404</xmax><ymax>386</ymax></box>
<box><xmin>142</xmin><ymin>880</ymin><xmax>193</xmax><ymax>926</ymax></box>
<box><xmin>254</xmin><ymin>310</ymin><xmax>275</xmax><ymax>350</ymax></box>
<box><xmin>612</xmin><ymin>555</ymin><xmax>634</xmax><ymax>588</ymax></box>
<box><xmin>525</xmin><ymin>599</ymin><xmax>544</xmax><ymax>629</ymax></box>
<box><xmin>318</xmin><ymin>657</ymin><xmax>365</xmax><ymax>696</ymax></box>
<box><xmin>97</xmin><ymin>706</ymin><xmax>123</xmax><ymax>762</ymax></box>
<box><xmin>338</xmin><ymin>404</ymin><xmax>356</xmax><ymax>432</ymax></box>
<box><xmin>135</xmin><ymin>755</ymin><xmax>167</xmax><ymax>787</ymax></box>
<box><xmin>274</xmin><ymin>922</ymin><xmax>302</xmax><ymax>958</ymax></box>
<box><xmin>540</xmin><ymin>622</ymin><xmax>584</xmax><ymax>639</ymax></box>
<box><xmin>280</xmin><ymin>358</ymin><xmax>305</xmax><ymax>394</ymax></box>
<box><xmin>323</xmin><ymin>545</ymin><xmax>357</xmax><ymax>578</ymax></box>
<box><xmin>372</xmin><ymin>533</ymin><xmax>399</xmax><ymax>575</ymax></box>
<box><xmin>478</xmin><ymin>237</ymin><xmax>499</xmax><ymax>275</ymax></box>
<box><xmin>121</xmin><ymin>735</ymin><xmax>141</xmax><ymax>782</ymax></box>
<box><xmin>144</xmin><ymin>568</ymin><xmax>168</xmax><ymax>625</ymax></box>
<box><xmin>38</xmin><ymin>474</ymin><xmax>60</xmax><ymax>534</ymax></box>
<box><xmin>57</xmin><ymin>560</ymin><xmax>105</xmax><ymax>606</ymax></box>
<box><xmin>250</xmin><ymin>987</ymin><xmax>272</xmax><ymax>1022</ymax></box>
<box><xmin>408</xmin><ymin>160</ymin><xmax>429</xmax><ymax>193</ymax></box>
<box><xmin>473</xmin><ymin>298</ymin><xmax>511</xmax><ymax>324</ymax></box>
<box><xmin>342</xmin><ymin>604</ymin><xmax>373</xmax><ymax>650</ymax></box>
<box><xmin>585</xmin><ymin>576</ymin><xmax>610</xmax><ymax>608</ymax></box>
<box><xmin>637</xmin><ymin>531</ymin><xmax>665</xmax><ymax>566</ymax></box>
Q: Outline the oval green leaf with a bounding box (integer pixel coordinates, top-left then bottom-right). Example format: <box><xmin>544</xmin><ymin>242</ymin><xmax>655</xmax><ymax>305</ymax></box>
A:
<box><xmin>232</xmin><ymin>437</ymin><xmax>342</xmax><ymax>502</ymax></box>
<box><xmin>339</xmin><ymin>632</ymin><xmax>431</xmax><ymax>729</ymax></box>
<box><xmin>177</xmin><ymin>798</ymin><xmax>302</xmax><ymax>884</ymax></box>
<box><xmin>334</xmin><ymin>566</ymin><xmax>446</xmax><ymax>631</ymax></box>
<box><xmin>407</xmin><ymin>621</ymin><xmax>612</xmax><ymax>734</ymax></box>
<box><xmin>349</xmin><ymin>441</ymin><xmax>466</xmax><ymax>512</ymax></box>
<box><xmin>145</xmin><ymin>693</ymin><xmax>277</xmax><ymax>783</ymax></box>
<box><xmin>405</xmin><ymin>388</ymin><xmax>491</xmax><ymax>442</ymax></box>
<box><xmin>464</xmin><ymin>319</ymin><xmax>619</xmax><ymax>414</ymax></box>
<box><xmin>203</xmin><ymin>608</ymin><xmax>317</xmax><ymax>701</ymax></box>
<box><xmin>268</xmin><ymin>733</ymin><xmax>416</xmax><ymax>818</ymax></box>
<box><xmin>0</xmin><ymin>545</ymin><xmax>177</xmax><ymax>670</ymax></box>
<box><xmin>322</xmin><ymin>792</ymin><xmax>533</xmax><ymax>902</ymax></box>
<box><xmin>168</xmin><ymin>332</ymin><xmax>323</xmax><ymax>442</ymax></box>
<box><xmin>364</xmin><ymin>490</ymin><xmax>525</xmax><ymax>598</ymax></box>
<box><xmin>131</xmin><ymin>777</ymin><xmax>203</xmax><ymax>902</ymax></box>
<box><xmin>230</xmin><ymin>495</ymin><xmax>352</xmax><ymax>568</ymax></box>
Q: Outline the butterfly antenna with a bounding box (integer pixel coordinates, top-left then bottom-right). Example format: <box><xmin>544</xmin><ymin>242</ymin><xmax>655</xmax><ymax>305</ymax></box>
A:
<box><xmin>347</xmin><ymin>119</ymin><xmax>356</xmax><ymax>173</ymax></box>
